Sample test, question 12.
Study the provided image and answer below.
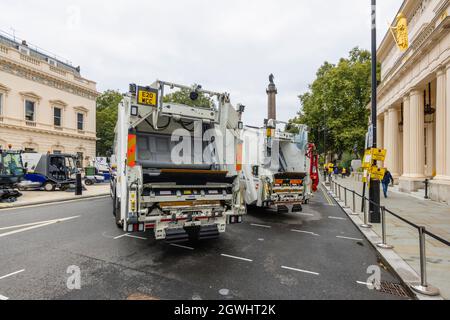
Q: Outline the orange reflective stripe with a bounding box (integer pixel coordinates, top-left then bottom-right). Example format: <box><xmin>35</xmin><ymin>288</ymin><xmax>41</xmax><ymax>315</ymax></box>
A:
<box><xmin>127</xmin><ymin>133</ymin><xmax>137</xmax><ymax>167</ymax></box>
<box><xmin>236</xmin><ymin>143</ymin><xmax>243</xmax><ymax>172</ymax></box>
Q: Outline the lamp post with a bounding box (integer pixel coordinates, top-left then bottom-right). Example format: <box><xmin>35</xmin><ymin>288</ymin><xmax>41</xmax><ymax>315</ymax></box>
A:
<box><xmin>369</xmin><ymin>0</ymin><xmax>381</xmax><ymax>223</ymax></box>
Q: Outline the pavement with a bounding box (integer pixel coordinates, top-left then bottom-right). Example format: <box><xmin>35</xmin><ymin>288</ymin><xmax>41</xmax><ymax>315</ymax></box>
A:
<box><xmin>0</xmin><ymin>187</ymin><xmax>412</xmax><ymax>300</ymax></box>
<box><xmin>0</xmin><ymin>184</ymin><xmax>110</xmax><ymax>209</ymax></box>
<box><xmin>329</xmin><ymin>175</ymin><xmax>450</xmax><ymax>299</ymax></box>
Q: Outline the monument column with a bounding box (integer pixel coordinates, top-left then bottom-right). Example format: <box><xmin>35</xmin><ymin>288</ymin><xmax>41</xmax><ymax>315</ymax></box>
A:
<box><xmin>409</xmin><ymin>89</ymin><xmax>426</xmax><ymax>181</ymax></box>
<box><xmin>388</xmin><ymin>107</ymin><xmax>400</xmax><ymax>178</ymax></box>
<box><xmin>445</xmin><ymin>64</ymin><xmax>450</xmax><ymax>178</ymax></box>
<box><xmin>267</xmin><ymin>74</ymin><xmax>277</xmax><ymax>120</ymax></box>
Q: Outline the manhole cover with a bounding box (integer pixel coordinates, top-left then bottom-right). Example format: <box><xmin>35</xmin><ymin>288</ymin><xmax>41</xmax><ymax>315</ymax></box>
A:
<box><xmin>377</xmin><ymin>281</ymin><xmax>410</xmax><ymax>298</ymax></box>
<box><xmin>127</xmin><ymin>293</ymin><xmax>160</xmax><ymax>300</ymax></box>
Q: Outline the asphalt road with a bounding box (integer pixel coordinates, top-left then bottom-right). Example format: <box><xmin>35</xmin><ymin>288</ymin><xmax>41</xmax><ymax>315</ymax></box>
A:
<box><xmin>0</xmin><ymin>186</ymin><xmax>411</xmax><ymax>300</ymax></box>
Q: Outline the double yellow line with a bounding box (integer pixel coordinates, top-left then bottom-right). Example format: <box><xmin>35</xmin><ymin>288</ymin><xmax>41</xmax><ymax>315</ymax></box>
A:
<box><xmin>320</xmin><ymin>184</ymin><xmax>334</xmax><ymax>205</ymax></box>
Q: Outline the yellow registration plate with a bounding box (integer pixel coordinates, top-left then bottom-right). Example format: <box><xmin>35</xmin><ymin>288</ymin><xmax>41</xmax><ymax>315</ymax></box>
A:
<box><xmin>137</xmin><ymin>87</ymin><xmax>158</xmax><ymax>107</ymax></box>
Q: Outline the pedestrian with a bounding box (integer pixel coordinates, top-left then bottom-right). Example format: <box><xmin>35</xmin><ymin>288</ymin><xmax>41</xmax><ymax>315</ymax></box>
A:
<box><xmin>382</xmin><ymin>169</ymin><xmax>394</xmax><ymax>198</ymax></box>
<box><xmin>341</xmin><ymin>167</ymin><xmax>347</xmax><ymax>178</ymax></box>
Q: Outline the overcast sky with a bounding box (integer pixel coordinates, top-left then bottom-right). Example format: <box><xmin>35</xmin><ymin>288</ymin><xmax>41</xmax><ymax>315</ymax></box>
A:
<box><xmin>1</xmin><ymin>0</ymin><xmax>402</xmax><ymax>126</ymax></box>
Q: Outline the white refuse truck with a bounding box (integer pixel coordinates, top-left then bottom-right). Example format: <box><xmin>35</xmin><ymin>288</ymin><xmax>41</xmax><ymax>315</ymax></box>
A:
<box><xmin>241</xmin><ymin>120</ymin><xmax>313</xmax><ymax>213</ymax></box>
<box><xmin>111</xmin><ymin>81</ymin><xmax>246</xmax><ymax>242</ymax></box>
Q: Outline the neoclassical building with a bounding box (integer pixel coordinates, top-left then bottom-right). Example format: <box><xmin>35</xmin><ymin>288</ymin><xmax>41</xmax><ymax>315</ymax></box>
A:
<box><xmin>0</xmin><ymin>33</ymin><xmax>98</xmax><ymax>166</ymax></box>
<box><xmin>376</xmin><ymin>0</ymin><xmax>450</xmax><ymax>203</ymax></box>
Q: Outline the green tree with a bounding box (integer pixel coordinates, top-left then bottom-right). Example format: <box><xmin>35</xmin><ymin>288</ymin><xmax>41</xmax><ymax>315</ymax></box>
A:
<box><xmin>163</xmin><ymin>87</ymin><xmax>214</xmax><ymax>108</ymax></box>
<box><xmin>96</xmin><ymin>90</ymin><xmax>123</xmax><ymax>156</ymax></box>
<box><xmin>292</xmin><ymin>47</ymin><xmax>380</xmax><ymax>159</ymax></box>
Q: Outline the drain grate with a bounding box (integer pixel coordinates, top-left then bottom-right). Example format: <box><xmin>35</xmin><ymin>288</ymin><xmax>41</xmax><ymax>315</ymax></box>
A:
<box><xmin>377</xmin><ymin>281</ymin><xmax>410</xmax><ymax>298</ymax></box>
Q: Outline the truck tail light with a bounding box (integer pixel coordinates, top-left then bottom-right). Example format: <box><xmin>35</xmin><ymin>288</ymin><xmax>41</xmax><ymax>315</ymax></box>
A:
<box><xmin>127</xmin><ymin>133</ymin><xmax>137</xmax><ymax>167</ymax></box>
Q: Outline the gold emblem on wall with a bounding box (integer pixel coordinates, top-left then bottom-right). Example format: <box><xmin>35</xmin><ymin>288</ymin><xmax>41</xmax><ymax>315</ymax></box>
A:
<box><xmin>389</xmin><ymin>12</ymin><xmax>409</xmax><ymax>52</ymax></box>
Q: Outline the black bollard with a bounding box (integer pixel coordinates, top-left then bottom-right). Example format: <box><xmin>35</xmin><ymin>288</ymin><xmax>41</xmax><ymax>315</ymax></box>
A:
<box><xmin>76</xmin><ymin>173</ymin><xmax>82</xmax><ymax>196</ymax></box>
<box><xmin>424</xmin><ymin>179</ymin><xmax>429</xmax><ymax>199</ymax></box>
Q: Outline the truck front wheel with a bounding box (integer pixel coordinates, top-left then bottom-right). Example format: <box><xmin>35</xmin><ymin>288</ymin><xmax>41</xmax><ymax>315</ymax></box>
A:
<box><xmin>43</xmin><ymin>182</ymin><xmax>55</xmax><ymax>192</ymax></box>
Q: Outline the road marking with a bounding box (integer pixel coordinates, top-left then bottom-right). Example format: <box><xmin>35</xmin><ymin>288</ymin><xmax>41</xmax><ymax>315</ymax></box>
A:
<box><xmin>0</xmin><ymin>216</ymin><xmax>79</xmax><ymax>238</ymax></box>
<box><xmin>291</xmin><ymin>229</ymin><xmax>320</xmax><ymax>236</ymax></box>
<box><xmin>328</xmin><ymin>216</ymin><xmax>347</xmax><ymax>221</ymax></box>
<box><xmin>250</xmin><ymin>223</ymin><xmax>271</xmax><ymax>229</ymax></box>
<box><xmin>113</xmin><ymin>233</ymin><xmax>129</xmax><ymax>240</ymax></box>
<box><xmin>221</xmin><ymin>254</ymin><xmax>253</xmax><ymax>262</ymax></box>
<box><xmin>281</xmin><ymin>266</ymin><xmax>320</xmax><ymax>276</ymax></box>
<box><xmin>0</xmin><ymin>269</ymin><xmax>25</xmax><ymax>281</ymax></box>
<box><xmin>170</xmin><ymin>244</ymin><xmax>194</xmax><ymax>250</ymax></box>
<box><xmin>320</xmin><ymin>186</ymin><xmax>334</xmax><ymax>205</ymax></box>
<box><xmin>0</xmin><ymin>196</ymin><xmax>109</xmax><ymax>212</ymax></box>
<box><xmin>356</xmin><ymin>281</ymin><xmax>372</xmax><ymax>286</ymax></box>
<box><xmin>125</xmin><ymin>234</ymin><xmax>147</xmax><ymax>240</ymax></box>
<box><xmin>298</xmin><ymin>213</ymin><xmax>314</xmax><ymax>217</ymax></box>
<box><xmin>0</xmin><ymin>294</ymin><xmax>8</xmax><ymax>300</ymax></box>
<box><xmin>337</xmin><ymin>236</ymin><xmax>364</xmax><ymax>242</ymax></box>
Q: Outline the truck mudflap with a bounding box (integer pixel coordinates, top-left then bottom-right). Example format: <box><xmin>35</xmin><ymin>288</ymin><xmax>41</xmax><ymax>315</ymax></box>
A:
<box><xmin>197</xmin><ymin>225</ymin><xmax>220</xmax><ymax>241</ymax></box>
<box><xmin>164</xmin><ymin>225</ymin><xmax>221</xmax><ymax>243</ymax></box>
<box><xmin>165</xmin><ymin>228</ymin><xmax>189</xmax><ymax>243</ymax></box>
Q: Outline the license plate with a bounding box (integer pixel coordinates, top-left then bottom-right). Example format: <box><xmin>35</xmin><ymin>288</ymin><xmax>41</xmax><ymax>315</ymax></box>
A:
<box><xmin>137</xmin><ymin>87</ymin><xmax>158</xmax><ymax>107</ymax></box>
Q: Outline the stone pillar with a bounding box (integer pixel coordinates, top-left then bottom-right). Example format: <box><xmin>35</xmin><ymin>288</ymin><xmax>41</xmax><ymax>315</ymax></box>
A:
<box><xmin>377</xmin><ymin>116</ymin><xmax>384</xmax><ymax>166</ymax></box>
<box><xmin>388</xmin><ymin>107</ymin><xmax>400</xmax><ymax>178</ymax></box>
<box><xmin>445</xmin><ymin>64</ymin><xmax>450</xmax><ymax>178</ymax></box>
<box><xmin>267</xmin><ymin>75</ymin><xmax>277</xmax><ymax>121</ymax></box>
<box><xmin>383</xmin><ymin>110</ymin><xmax>390</xmax><ymax>169</ymax></box>
<box><xmin>435</xmin><ymin>68</ymin><xmax>447</xmax><ymax>179</ymax></box>
<box><xmin>409</xmin><ymin>89</ymin><xmax>426</xmax><ymax>180</ymax></box>
<box><xmin>402</xmin><ymin>96</ymin><xmax>411</xmax><ymax>177</ymax></box>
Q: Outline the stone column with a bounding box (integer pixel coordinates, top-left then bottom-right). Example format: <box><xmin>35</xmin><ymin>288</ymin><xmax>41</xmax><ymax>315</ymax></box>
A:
<box><xmin>388</xmin><ymin>107</ymin><xmax>400</xmax><ymax>178</ymax></box>
<box><xmin>377</xmin><ymin>116</ymin><xmax>384</xmax><ymax>166</ymax></box>
<box><xmin>383</xmin><ymin>110</ymin><xmax>390</xmax><ymax>169</ymax></box>
<box><xmin>402</xmin><ymin>95</ymin><xmax>411</xmax><ymax>177</ymax></box>
<box><xmin>267</xmin><ymin>75</ymin><xmax>277</xmax><ymax>121</ymax></box>
<box><xmin>435</xmin><ymin>68</ymin><xmax>447</xmax><ymax>179</ymax></box>
<box><xmin>446</xmin><ymin>64</ymin><xmax>450</xmax><ymax>178</ymax></box>
<box><xmin>409</xmin><ymin>89</ymin><xmax>426</xmax><ymax>180</ymax></box>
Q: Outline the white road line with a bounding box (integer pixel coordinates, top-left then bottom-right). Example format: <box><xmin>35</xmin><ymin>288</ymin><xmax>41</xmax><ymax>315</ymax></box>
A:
<box><xmin>356</xmin><ymin>281</ymin><xmax>372</xmax><ymax>286</ymax></box>
<box><xmin>221</xmin><ymin>254</ymin><xmax>253</xmax><ymax>262</ymax></box>
<box><xmin>0</xmin><ymin>294</ymin><xmax>8</xmax><ymax>300</ymax></box>
<box><xmin>125</xmin><ymin>234</ymin><xmax>147</xmax><ymax>240</ymax></box>
<box><xmin>113</xmin><ymin>233</ymin><xmax>129</xmax><ymax>240</ymax></box>
<box><xmin>0</xmin><ymin>269</ymin><xmax>25</xmax><ymax>281</ymax></box>
<box><xmin>0</xmin><ymin>196</ymin><xmax>109</xmax><ymax>212</ymax></box>
<box><xmin>0</xmin><ymin>217</ymin><xmax>78</xmax><ymax>231</ymax></box>
<box><xmin>250</xmin><ymin>223</ymin><xmax>271</xmax><ymax>229</ymax></box>
<box><xmin>0</xmin><ymin>216</ymin><xmax>79</xmax><ymax>239</ymax></box>
<box><xmin>281</xmin><ymin>266</ymin><xmax>320</xmax><ymax>276</ymax></box>
<box><xmin>298</xmin><ymin>213</ymin><xmax>314</xmax><ymax>217</ymax></box>
<box><xmin>328</xmin><ymin>216</ymin><xmax>347</xmax><ymax>221</ymax></box>
<box><xmin>337</xmin><ymin>236</ymin><xmax>364</xmax><ymax>242</ymax></box>
<box><xmin>170</xmin><ymin>244</ymin><xmax>195</xmax><ymax>250</ymax></box>
<box><xmin>291</xmin><ymin>229</ymin><xmax>320</xmax><ymax>236</ymax></box>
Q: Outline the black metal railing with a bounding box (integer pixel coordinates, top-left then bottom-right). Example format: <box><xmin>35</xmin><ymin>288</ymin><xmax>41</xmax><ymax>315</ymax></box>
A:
<box><xmin>328</xmin><ymin>179</ymin><xmax>449</xmax><ymax>297</ymax></box>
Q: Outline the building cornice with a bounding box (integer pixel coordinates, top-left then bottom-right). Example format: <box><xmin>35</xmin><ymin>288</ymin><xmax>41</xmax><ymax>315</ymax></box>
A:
<box><xmin>0</xmin><ymin>57</ymin><xmax>99</xmax><ymax>101</ymax></box>
<box><xmin>0</xmin><ymin>122</ymin><xmax>97</xmax><ymax>142</ymax></box>
<box><xmin>378</xmin><ymin>15</ymin><xmax>450</xmax><ymax>98</ymax></box>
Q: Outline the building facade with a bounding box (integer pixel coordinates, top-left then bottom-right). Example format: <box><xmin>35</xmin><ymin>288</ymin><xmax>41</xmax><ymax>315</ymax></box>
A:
<box><xmin>0</xmin><ymin>34</ymin><xmax>98</xmax><ymax>167</ymax></box>
<box><xmin>376</xmin><ymin>0</ymin><xmax>450</xmax><ymax>203</ymax></box>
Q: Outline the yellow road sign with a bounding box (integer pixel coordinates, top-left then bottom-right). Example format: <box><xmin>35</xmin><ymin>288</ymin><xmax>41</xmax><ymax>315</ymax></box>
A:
<box><xmin>137</xmin><ymin>87</ymin><xmax>158</xmax><ymax>107</ymax></box>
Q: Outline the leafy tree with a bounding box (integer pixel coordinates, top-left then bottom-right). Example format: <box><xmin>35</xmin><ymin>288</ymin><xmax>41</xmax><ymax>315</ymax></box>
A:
<box><xmin>291</xmin><ymin>47</ymin><xmax>380</xmax><ymax>159</ymax></box>
<box><xmin>163</xmin><ymin>86</ymin><xmax>214</xmax><ymax>108</ymax></box>
<box><xmin>96</xmin><ymin>90</ymin><xmax>123</xmax><ymax>156</ymax></box>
